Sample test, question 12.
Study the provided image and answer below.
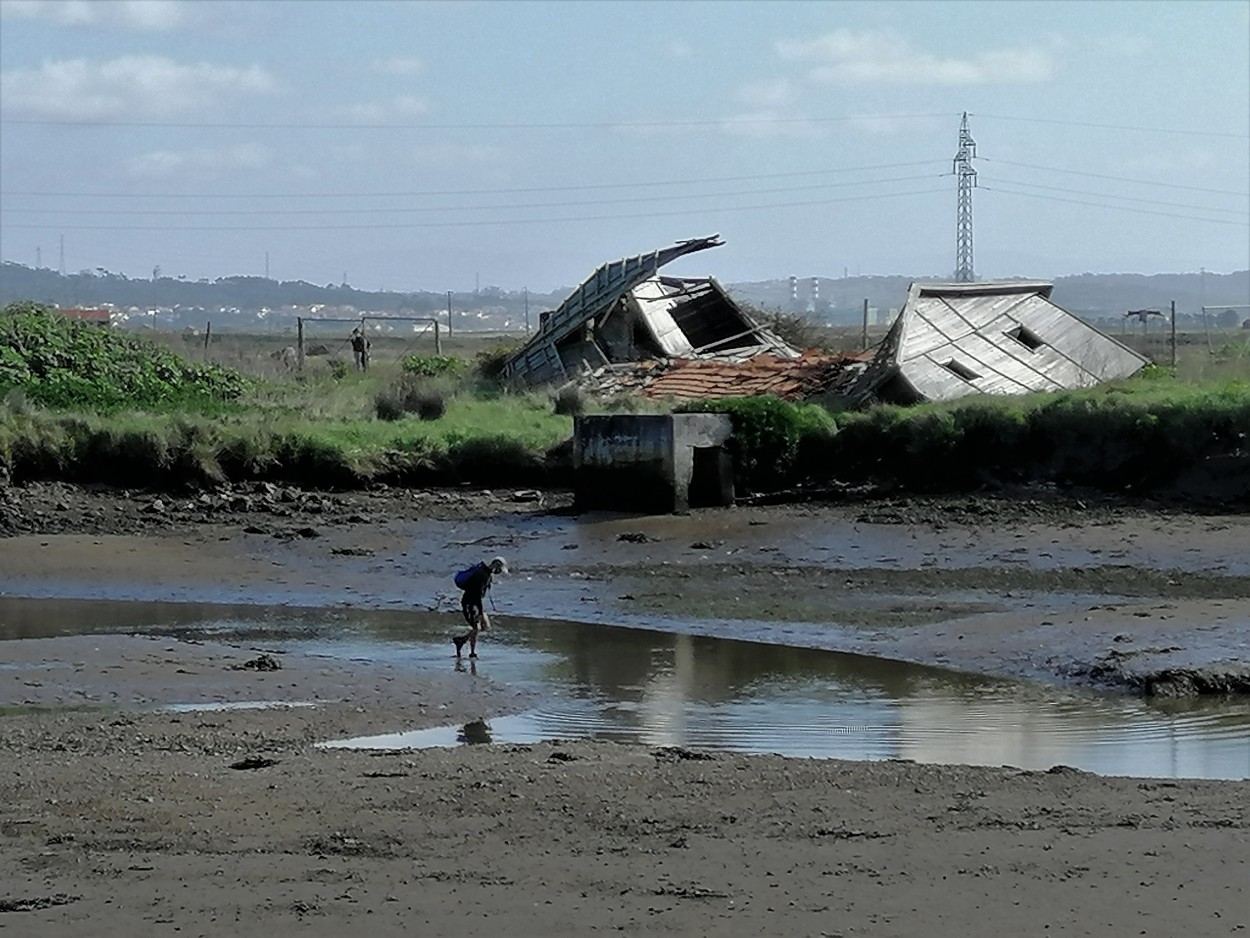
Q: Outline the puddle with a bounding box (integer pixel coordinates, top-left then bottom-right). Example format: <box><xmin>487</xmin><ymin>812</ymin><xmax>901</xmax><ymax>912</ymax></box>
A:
<box><xmin>163</xmin><ymin>700</ymin><xmax>321</xmax><ymax>713</ymax></box>
<box><xmin>2</xmin><ymin>596</ymin><xmax>1248</xmax><ymax>780</ymax></box>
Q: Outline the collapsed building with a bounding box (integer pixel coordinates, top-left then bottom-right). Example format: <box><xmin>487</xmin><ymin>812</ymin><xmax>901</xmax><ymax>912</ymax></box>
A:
<box><xmin>848</xmin><ymin>280</ymin><xmax>1149</xmax><ymax>405</ymax></box>
<box><xmin>505</xmin><ymin>240</ymin><xmax>1147</xmax><ymax>410</ymax></box>
<box><xmin>501</xmin><ymin>235</ymin><xmax>802</xmax><ymax>387</ymax></box>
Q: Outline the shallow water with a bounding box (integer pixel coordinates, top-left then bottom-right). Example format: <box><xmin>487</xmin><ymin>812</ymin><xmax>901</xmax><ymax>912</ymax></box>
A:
<box><xmin>2</xmin><ymin>596</ymin><xmax>1248</xmax><ymax>780</ymax></box>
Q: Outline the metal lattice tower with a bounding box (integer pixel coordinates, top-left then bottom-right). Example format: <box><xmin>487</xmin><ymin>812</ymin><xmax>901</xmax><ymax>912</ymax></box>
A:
<box><xmin>953</xmin><ymin>111</ymin><xmax>977</xmax><ymax>282</ymax></box>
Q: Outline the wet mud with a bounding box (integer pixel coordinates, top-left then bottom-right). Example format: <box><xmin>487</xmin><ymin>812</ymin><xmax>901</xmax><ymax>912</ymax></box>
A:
<box><xmin>1</xmin><ymin>480</ymin><xmax>1248</xmax><ymax>696</ymax></box>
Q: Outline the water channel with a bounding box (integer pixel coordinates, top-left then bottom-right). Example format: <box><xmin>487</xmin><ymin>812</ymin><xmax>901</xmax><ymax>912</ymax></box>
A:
<box><xmin>2</xmin><ymin>596</ymin><xmax>1247</xmax><ymax>780</ymax></box>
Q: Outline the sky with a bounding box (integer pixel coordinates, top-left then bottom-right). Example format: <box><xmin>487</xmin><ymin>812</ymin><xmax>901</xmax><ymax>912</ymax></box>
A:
<box><xmin>0</xmin><ymin>0</ymin><xmax>1247</xmax><ymax>294</ymax></box>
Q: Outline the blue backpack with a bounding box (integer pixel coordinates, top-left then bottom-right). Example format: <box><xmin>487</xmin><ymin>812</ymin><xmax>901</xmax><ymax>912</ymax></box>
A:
<box><xmin>454</xmin><ymin>563</ymin><xmax>483</xmax><ymax>590</ymax></box>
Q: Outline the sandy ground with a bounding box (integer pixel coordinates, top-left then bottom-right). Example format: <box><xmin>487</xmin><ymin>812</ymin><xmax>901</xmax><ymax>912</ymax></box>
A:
<box><xmin>2</xmin><ymin>483</ymin><xmax>1249</xmax><ymax>935</ymax></box>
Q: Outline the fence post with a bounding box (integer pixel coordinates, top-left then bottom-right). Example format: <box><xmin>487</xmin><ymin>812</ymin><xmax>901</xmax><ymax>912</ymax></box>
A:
<box><xmin>1170</xmin><ymin>300</ymin><xmax>1176</xmax><ymax>370</ymax></box>
<box><xmin>861</xmin><ymin>298</ymin><xmax>869</xmax><ymax>351</ymax></box>
<box><xmin>203</xmin><ymin>321</ymin><xmax>211</xmax><ymax>351</ymax></box>
<box><xmin>434</xmin><ymin>320</ymin><xmax>442</xmax><ymax>355</ymax></box>
<box><xmin>297</xmin><ymin>317</ymin><xmax>305</xmax><ymax>372</ymax></box>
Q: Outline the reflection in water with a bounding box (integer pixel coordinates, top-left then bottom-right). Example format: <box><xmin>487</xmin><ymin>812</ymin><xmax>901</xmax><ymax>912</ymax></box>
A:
<box><xmin>2</xmin><ymin>596</ymin><xmax>1248</xmax><ymax>780</ymax></box>
<box><xmin>457</xmin><ymin>719</ymin><xmax>492</xmax><ymax>744</ymax></box>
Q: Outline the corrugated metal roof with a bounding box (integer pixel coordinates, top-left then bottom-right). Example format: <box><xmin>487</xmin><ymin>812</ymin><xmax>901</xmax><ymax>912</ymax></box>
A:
<box><xmin>858</xmin><ymin>280</ymin><xmax>1147</xmax><ymax>403</ymax></box>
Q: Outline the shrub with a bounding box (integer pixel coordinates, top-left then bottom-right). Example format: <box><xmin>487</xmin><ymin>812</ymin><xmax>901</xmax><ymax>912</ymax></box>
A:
<box><xmin>552</xmin><ymin>385</ymin><xmax>586</xmax><ymax>416</ymax></box>
<box><xmin>678</xmin><ymin>395</ymin><xmax>837</xmax><ymax>492</ymax></box>
<box><xmin>0</xmin><ymin>302</ymin><xmax>248</xmax><ymax>411</ymax></box>
<box><xmin>475</xmin><ymin>342</ymin><xmax>521</xmax><ymax>381</ymax></box>
<box><xmin>402</xmin><ymin>354</ymin><xmax>465</xmax><ymax>378</ymax></box>
<box><xmin>374</xmin><ymin>377</ymin><xmax>448</xmax><ymax>422</ymax></box>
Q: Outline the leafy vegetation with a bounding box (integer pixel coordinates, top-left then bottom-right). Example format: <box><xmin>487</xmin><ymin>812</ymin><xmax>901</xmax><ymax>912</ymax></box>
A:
<box><xmin>1</xmin><ymin>295</ymin><xmax>1246</xmax><ymax>503</ymax></box>
<box><xmin>678</xmin><ymin>395</ymin><xmax>838</xmax><ymax>492</ymax></box>
<box><xmin>400</xmin><ymin>354</ymin><xmax>464</xmax><ymax>378</ymax></box>
<box><xmin>831</xmin><ymin>379</ymin><xmax>1250</xmax><ymax>491</ymax></box>
<box><xmin>1</xmin><ymin>302</ymin><xmax>247</xmax><ymax>411</ymax></box>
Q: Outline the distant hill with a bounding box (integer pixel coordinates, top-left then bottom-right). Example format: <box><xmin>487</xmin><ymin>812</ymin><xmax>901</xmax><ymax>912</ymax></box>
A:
<box><xmin>726</xmin><ymin>271</ymin><xmax>1250</xmax><ymax>326</ymax></box>
<box><xmin>2</xmin><ymin>261</ymin><xmax>1246</xmax><ymax>331</ymax></box>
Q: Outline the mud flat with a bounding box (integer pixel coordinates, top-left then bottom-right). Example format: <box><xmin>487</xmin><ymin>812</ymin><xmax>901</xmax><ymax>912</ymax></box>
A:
<box><xmin>0</xmin><ymin>636</ymin><xmax>1247</xmax><ymax>938</ymax></box>
<box><xmin>2</xmin><ymin>482</ymin><xmax>1248</xmax><ymax>694</ymax></box>
<box><xmin>2</xmin><ymin>484</ymin><xmax>1249</xmax><ymax>935</ymax></box>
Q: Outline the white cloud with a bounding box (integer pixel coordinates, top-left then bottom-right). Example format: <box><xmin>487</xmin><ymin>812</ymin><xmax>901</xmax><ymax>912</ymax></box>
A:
<box><xmin>777</xmin><ymin>29</ymin><xmax>1056</xmax><ymax>85</ymax></box>
<box><xmin>126</xmin><ymin>142</ymin><xmax>272</xmax><ymax>179</ymax></box>
<box><xmin>0</xmin><ymin>0</ymin><xmax>196</xmax><ymax>31</ymax></box>
<box><xmin>331</xmin><ymin>95</ymin><xmax>431</xmax><ymax>122</ymax></box>
<box><xmin>0</xmin><ymin>55</ymin><xmax>278</xmax><ymax>120</ymax></box>
<box><xmin>736</xmin><ymin>78</ymin><xmax>795</xmax><ymax>109</ymax></box>
<box><xmin>373</xmin><ymin>56</ymin><xmax>423</xmax><ymax>77</ymax></box>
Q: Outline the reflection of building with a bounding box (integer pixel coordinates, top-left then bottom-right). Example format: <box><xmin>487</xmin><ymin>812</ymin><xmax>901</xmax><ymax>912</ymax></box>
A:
<box><xmin>894</xmin><ymin>696</ymin><xmax>1249</xmax><ymax>778</ymax></box>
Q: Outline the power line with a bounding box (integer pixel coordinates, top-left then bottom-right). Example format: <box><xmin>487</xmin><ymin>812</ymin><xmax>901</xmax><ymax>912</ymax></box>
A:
<box><xmin>972</xmin><ymin>113</ymin><xmax>1248</xmax><ymax>139</ymax></box>
<box><xmin>979</xmin><ymin>157</ymin><xmax>1250</xmax><ymax>196</ymax></box>
<box><xmin>1</xmin><ymin>186</ymin><xmax>952</xmax><ymax>232</ymax></box>
<box><xmin>980</xmin><ymin>184</ymin><xmax>1250</xmax><ymax>226</ymax></box>
<box><xmin>979</xmin><ymin>175</ymin><xmax>1247</xmax><ymax>215</ymax></box>
<box><xmin>0</xmin><ymin>111</ymin><xmax>952</xmax><ymax>131</ymax></box>
<box><xmin>0</xmin><ymin>160</ymin><xmax>947</xmax><ymax>200</ymax></box>
<box><xmin>3</xmin><ymin>173</ymin><xmax>950</xmax><ymax>217</ymax></box>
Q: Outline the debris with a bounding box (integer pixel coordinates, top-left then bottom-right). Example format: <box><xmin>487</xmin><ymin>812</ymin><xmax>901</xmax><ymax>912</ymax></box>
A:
<box><xmin>231</xmin><ymin>654</ymin><xmax>282</xmax><ymax>672</ymax></box>
<box><xmin>0</xmin><ymin>894</ymin><xmax>80</xmax><ymax>913</ymax></box>
<box><xmin>617</xmin><ymin>531</ymin><xmax>654</xmax><ymax>543</ymax></box>
<box><xmin>331</xmin><ymin>547</ymin><xmax>374</xmax><ymax>556</ymax></box>
<box><xmin>229</xmin><ymin>756</ymin><xmax>279</xmax><ymax>771</ymax></box>
<box><xmin>652</xmin><ymin>746</ymin><xmax>715</xmax><ymax>763</ymax></box>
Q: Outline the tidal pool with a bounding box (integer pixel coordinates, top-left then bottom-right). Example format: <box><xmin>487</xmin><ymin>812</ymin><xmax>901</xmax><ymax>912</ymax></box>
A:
<box><xmin>2</xmin><ymin>596</ymin><xmax>1247</xmax><ymax>780</ymax></box>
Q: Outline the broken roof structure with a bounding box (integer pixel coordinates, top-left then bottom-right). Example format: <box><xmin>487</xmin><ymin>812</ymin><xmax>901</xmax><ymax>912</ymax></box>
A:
<box><xmin>850</xmin><ymin>280</ymin><xmax>1149</xmax><ymax>405</ymax></box>
<box><xmin>571</xmin><ymin>351</ymin><xmax>871</xmax><ymax>402</ymax></box>
<box><xmin>501</xmin><ymin>236</ymin><xmax>798</xmax><ymax>386</ymax></box>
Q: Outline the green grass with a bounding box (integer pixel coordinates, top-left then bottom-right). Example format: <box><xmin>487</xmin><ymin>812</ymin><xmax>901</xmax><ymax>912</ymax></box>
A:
<box><xmin>3</xmin><ymin>299</ymin><xmax>1247</xmax><ymax>499</ymax></box>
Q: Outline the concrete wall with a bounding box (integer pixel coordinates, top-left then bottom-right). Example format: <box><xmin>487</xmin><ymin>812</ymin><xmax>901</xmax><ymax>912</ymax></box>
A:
<box><xmin>670</xmin><ymin>414</ymin><xmax>734</xmax><ymax>508</ymax></box>
<box><xmin>573</xmin><ymin>414</ymin><xmax>734</xmax><ymax>513</ymax></box>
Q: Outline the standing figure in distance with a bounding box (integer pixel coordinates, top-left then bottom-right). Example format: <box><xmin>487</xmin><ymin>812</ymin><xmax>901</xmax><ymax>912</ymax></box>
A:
<box><xmin>453</xmin><ymin>556</ymin><xmax>508</xmax><ymax>659</ymax></box>
<box><xmin>350</xmin><ymin>328</ymin><xmax>370</xmax><ymax>371</ymax></box>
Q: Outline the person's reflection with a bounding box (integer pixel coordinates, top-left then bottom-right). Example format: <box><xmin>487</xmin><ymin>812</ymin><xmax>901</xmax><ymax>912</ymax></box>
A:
<box><xmin>454</xmin><ymin>658</ymin><xmax>478</xmax><ymax>676</ymax></box>
<box><xmin>457</xmin><ymin>719</ymin><xmax>492</xmax><ymax>744</ymax></box>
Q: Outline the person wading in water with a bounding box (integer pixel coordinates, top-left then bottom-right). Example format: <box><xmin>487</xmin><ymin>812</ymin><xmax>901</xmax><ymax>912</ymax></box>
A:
<box><xmin>452</xmin><ymin>556</ymin><xmax>508</xmax><ymax>658</ymax></box>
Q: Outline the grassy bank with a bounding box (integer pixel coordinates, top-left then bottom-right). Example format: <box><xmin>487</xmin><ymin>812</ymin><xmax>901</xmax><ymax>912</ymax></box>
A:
<box><xmin>2</xmin><ymin>303</ymin><xmax>1248</xmax><ymax>503</ymax></box>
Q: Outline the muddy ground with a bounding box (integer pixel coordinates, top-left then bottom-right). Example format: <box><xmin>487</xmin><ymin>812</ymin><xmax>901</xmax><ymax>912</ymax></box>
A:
<box><xmin>2</xmin><ymin>479</ymin><xmax>1248</xmax><ymax>695</ymax></box>
<box><xmin>2</xmin><ymin>482</ymin><xmax>1249</xmax><ymax>936</ymax></box>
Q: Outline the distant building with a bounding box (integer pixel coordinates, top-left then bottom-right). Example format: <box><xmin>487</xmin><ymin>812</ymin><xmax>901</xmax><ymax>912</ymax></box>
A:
<box><xmin>56</xmin><ymin>307</ymin><xmax>112</xmax><ymax>326</ymax></box>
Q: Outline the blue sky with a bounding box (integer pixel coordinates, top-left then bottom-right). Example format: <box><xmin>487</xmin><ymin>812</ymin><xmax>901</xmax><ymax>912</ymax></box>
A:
<box><xmin>1</xmin><ymin>0</ymin><xmax>1247</xmax><ymax>293</ymax></box>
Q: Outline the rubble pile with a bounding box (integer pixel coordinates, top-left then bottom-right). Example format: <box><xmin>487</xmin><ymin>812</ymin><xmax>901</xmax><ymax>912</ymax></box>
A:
<box><xmin>568</xmin><ymin>351</ymin><xmax>871</xmax><ymax>403</ymax></box>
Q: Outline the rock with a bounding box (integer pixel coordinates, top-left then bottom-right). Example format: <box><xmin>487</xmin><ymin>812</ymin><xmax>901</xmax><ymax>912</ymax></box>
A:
<box><xmin>229</xmin><ymin>756</ymin><xmax>279</xmax><ymax>771</ymax></box>
<box><xmin>617</xmin><ymin>532</ymin><xmax>654</xmax><ymax>544</ymax></box>
<box><xmin>230</xmin><ymin>654</ymin><xmax>282</xmax><ymax>672</ymax></box>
